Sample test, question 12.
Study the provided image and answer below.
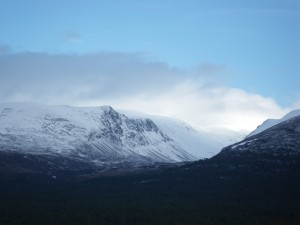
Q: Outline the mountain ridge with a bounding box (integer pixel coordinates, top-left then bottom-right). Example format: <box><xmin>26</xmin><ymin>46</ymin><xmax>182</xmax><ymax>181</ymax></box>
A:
<box><xmin>210</xmin><ymin>114</ymin><xmax>300</xmax><ymax>173</ymax></box>
<box><xmin>247</xmin><ymin>109</ymin><xmax>300</xmax><ymax>138</ymax></box>
<box><xmin>0</xmin><ymin>102</ymin><xmax>246</xmax><ymax>172</ymax></box>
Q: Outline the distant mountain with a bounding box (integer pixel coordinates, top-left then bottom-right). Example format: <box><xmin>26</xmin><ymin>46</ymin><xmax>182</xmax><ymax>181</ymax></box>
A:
<box><xmin>0</xmin><ymin>103</ymin><xmax>245</xmax><ymax>173</ymax></box>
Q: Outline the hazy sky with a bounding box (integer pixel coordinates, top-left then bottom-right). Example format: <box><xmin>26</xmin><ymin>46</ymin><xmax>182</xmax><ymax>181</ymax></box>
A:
<box><xmin>0</xmin><ymin>0</ymin><xmax>299</xmax><ymax>130</ymax></box>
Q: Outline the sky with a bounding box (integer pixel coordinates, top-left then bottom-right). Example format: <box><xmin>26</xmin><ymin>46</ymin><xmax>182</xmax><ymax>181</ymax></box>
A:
<box><xmin>0</xmin><ymin>0</ymin><xmax>299</xmax><ymax>131</ymax></box>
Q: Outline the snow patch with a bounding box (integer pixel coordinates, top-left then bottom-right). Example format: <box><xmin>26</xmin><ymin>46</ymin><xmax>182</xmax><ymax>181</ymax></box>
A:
<box><xmin>231</xmin><ymin>139</ymin><xmax>258</xmax><ymax>150</ymax></box>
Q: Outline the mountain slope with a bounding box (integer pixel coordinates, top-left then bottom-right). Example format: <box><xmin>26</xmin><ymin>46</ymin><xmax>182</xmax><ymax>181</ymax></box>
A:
<box><xmin>0</xmin><ymin>103</ymin><xmax>245</xmax><ymax>171</ymax></box>
<box><xmin>121</xmin><ymin>110</ymin><xmax>246</xmax><ymax>158</ymax></box>
<box><xmin>211</xmin><ymin>114</ymin><xmax>300</xmax><ymax>172</ymax></box>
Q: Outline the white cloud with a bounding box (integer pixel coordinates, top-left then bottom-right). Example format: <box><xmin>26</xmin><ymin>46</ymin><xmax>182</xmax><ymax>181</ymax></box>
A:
<box><xmin>81</xmin><ymin>80</ymin><xmax>290</xmax><ymax>131</ymax></box>
<box><xmin>0</xmin><ymin>51</ymin><xmax>295</xmax><ymax>131</ymax></box>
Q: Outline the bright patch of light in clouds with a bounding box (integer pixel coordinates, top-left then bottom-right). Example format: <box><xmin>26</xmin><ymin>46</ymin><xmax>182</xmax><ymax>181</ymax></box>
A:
<box><xmin>84</xmin><ymin>80</ymin><xmax>289</xmax><ymax>131</ymax></box>
<box><xmin>0</xmin><ymin>51</ymin><xmax>292</xmax><ymax>131</ymax></box>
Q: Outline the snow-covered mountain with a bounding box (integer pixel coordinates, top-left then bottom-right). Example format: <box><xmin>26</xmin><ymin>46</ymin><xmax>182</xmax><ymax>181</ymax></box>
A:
<box><xmin>247</xmin><ymin>109</ymin><xmax>300</xmax><ymax>137</ymax></box>
<box><xmin>0</xmin><ymin>103</ymin><xmax>246</xmax><ymax>169</ymax></box>
<box><xmin>184</xmin><ymin>110</ymin><xmax>300</xmax><ymax>179</ymax></box>
<box><xmin>216</xmin><ymin>110</ymin><xmax>300</xmax><ymax>161</ymax></box>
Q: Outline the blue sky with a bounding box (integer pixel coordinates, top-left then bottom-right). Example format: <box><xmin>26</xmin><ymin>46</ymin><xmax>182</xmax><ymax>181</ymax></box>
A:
<box><xmin>0</xmin><ymin>0</ymin><xmax>299</xmax><ymax>130</ymax></box>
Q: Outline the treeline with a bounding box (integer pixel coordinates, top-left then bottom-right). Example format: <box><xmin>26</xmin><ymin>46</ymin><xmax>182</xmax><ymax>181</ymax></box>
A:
<box><xmin>0</xmin><ymin>160</ymin><xmax>300</xmax><ymax>225</ymax></box>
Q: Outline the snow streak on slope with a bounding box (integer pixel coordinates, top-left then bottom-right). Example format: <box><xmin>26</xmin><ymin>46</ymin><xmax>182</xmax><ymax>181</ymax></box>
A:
<box><xmin>0</xmin><ymin>103</ymin><xmax>246</xmax><ymax>167</ymax></box>
<box><xmin>247</xmin><ymin>109</ymin><xmax>300</xmax><ymax>138</ymax></box>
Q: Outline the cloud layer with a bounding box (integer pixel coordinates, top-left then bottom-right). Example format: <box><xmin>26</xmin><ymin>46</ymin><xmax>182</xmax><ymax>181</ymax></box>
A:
<box><xmin>0</xmin><ymin>50</ymin><xmax>292</xmax><ymax>131</ymax></box>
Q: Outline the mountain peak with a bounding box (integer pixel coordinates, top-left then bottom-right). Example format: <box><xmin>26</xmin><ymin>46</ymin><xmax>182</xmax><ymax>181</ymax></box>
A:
<box><xmin>100</xmin><ymin>105</ymin><xmax>114</xmax><ymax>112</ymax></box>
